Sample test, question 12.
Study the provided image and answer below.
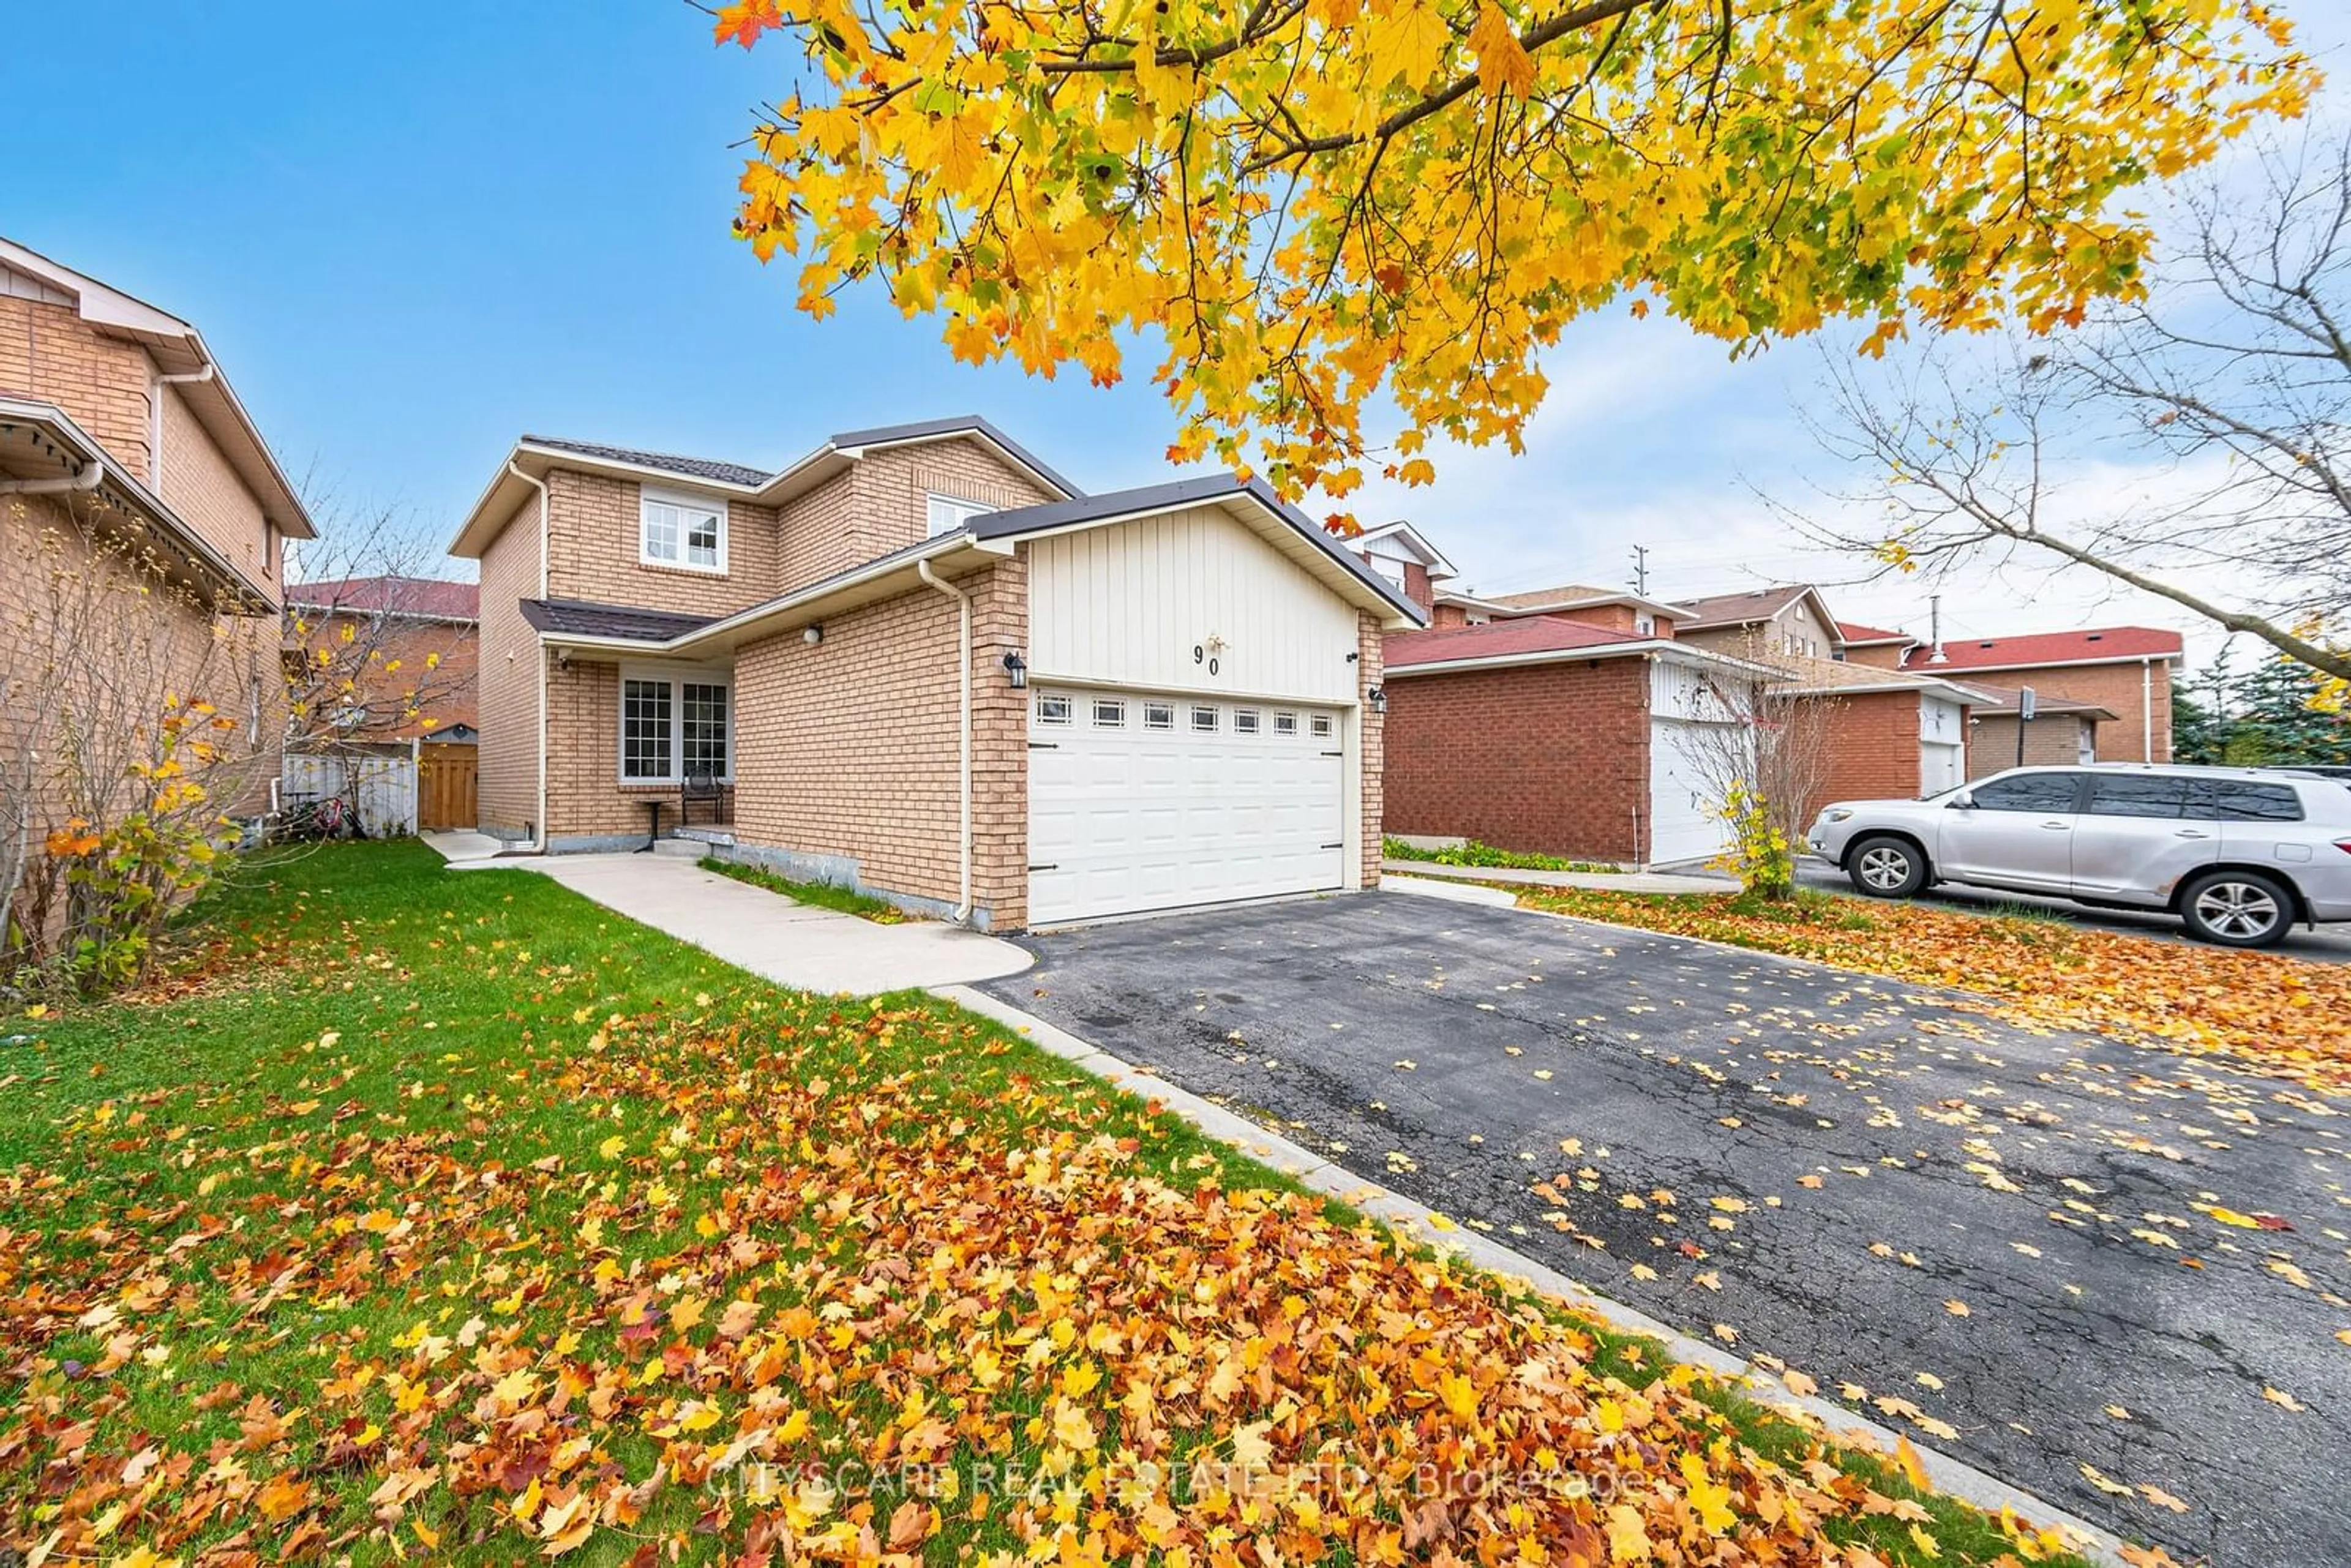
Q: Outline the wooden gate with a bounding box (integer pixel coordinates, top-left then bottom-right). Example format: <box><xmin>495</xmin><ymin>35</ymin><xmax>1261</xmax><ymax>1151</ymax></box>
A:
<box><xmin>419</xmin><ymin>744</ymin><xmax>478</xmax><ymax>830</ymax></box>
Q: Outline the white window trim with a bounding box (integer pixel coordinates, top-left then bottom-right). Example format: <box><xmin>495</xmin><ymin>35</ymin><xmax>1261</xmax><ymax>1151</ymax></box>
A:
<box><xmin>617</xmin><ymin>662</ymin><xmax>735</xmax><ymax>785</ymax></box>
<box><xmin>640</xmin><ymin>486</ymin><xmax>730</xmax><ymax>576</ymax></box>
<box><xmin>926</xmin><ymin>493</ymin><xmax>994</xmax><ymax>538</ymax></box>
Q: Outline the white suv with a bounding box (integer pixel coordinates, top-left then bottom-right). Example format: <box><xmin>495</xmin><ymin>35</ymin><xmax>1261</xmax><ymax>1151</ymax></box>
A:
<box><xmin>1805</xmin><ymin>765</ymin><xmax>2351</xmax><ymax>947</ymax></box>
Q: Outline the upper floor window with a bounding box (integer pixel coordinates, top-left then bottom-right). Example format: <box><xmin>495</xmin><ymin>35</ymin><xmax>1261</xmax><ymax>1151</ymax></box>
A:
<box><xmin>926</xmin><ymin>494</ymin><xmax>992</xmax><ymax>538</ymax></box>
<box><xmin>642</xmin><ymin>487</ymin><xmax>727</xmax><ymax>574</ymax></box>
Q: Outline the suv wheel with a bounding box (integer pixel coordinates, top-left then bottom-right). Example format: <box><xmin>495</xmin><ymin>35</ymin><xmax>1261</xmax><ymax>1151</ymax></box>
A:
<box><xmin>1847</xmin><ymin>835</ymin><xmax>1929</xmax><ymax>899</ymax></box>
<box><xmin>2179</xmin><ymin>870</ymin><xmax>2294</xmax><ymax>948</ymax></box>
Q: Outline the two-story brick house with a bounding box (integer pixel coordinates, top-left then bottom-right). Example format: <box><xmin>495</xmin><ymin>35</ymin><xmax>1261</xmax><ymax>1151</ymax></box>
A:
<box><xmin>449</xmin><ymin>418</ymin><xmax>1420</xmax><ymax>929</ymax></box>
<box><xmin>1</xmin><ymin>238</ymin><xmax>313</xmax><ymax>907</ymax></box>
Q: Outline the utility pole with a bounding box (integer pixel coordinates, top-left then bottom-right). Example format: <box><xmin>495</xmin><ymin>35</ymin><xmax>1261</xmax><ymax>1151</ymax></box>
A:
<box><xmin>1629</xmin><ymin>546</ymin><xmax>1649</xmax><ymax>596</ymax></box>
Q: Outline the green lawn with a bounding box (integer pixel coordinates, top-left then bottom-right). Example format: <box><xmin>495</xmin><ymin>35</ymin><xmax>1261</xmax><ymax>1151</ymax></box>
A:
<box><xmin>0</xmin><ymin>842</ymin><xmax>2093</xmax><ymax>1566</ymax></box>
<box><xmin>697</xmin><ymin>855</ymin><xmax>910</xmax><ymax>923</ymax></box>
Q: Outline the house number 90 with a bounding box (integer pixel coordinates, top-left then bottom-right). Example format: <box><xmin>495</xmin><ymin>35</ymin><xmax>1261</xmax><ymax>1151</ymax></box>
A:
<box><xmin>1193</xmin><ymin>644</ymin><xmax>1218</xmax><ymax>675</ymax></box>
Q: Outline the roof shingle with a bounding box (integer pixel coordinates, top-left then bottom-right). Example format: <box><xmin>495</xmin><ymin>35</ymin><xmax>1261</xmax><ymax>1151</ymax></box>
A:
<box><xmin>518</xmin><ymin>598</ymin><xmax>719</xmax><ymax>643</ymax></box>
<box><xmin>520</xmin><ymin>435</ymin><xmax>771</xmax><ymax>489</ymax></box>
<box><xmin>288</xmin><ymin>574</ymin><xmax>479</xmax><ymax>620</ymax></box>
<box><xmin>1905</xmin><ymin>626</ymin><xmax>2183</xmax><ymax>671</ymax></box>
<box><xmin>1385</xmin><ymin>614</ymin><xmax>1651</xmax><ymax>669</ymax></box>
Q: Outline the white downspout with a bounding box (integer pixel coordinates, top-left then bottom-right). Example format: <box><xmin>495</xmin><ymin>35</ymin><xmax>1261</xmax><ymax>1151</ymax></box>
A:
<box><xmin>508</xmin><ymin>461</ymin><xmax>552</xmax><ymax>852</ymax></box>
<box><xmin>2142</xmin><ymin>657</ymin><xmax>2155</xmax><ymax>762</ymax></box>
<box><xmin>0</xmin><ymin>458</ymin><xmax>102</xmax><ymax>496</ymax></box>
<box><xmin>917</xmin><ymin>559</ymin><xmax>974</xmax><ymax>924</ymax></box>
<box><xmin>152</xmin><ymin>364</ymin><xmax>216</xmax><ymax>492</ymax></box>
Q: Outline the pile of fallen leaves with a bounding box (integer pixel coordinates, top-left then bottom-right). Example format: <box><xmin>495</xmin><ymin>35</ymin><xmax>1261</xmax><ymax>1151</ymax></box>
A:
<box><xmin>0</xmin><ymin>980</ymin><xmax>2091</xmax><ymax>1561</ymax></box>
<box><xmin>1517</xmin><ymin>887</ymin><xmax>2351</xmax><ymax>1092</ymax></box>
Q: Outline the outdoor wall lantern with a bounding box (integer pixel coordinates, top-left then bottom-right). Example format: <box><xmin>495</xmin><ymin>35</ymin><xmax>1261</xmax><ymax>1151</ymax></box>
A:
<box><xmin>803</xmin><ymin>624</ymin><xmax>823</xmax><ymax>645</ymax></box>
<box><xmin>1002</xmin><ymin>650</ymin><xmax>1029</xmax><ymax>689</ymax></box>
<box><xmin>1368</xmin><ymin>686</ymin><xmax>1388</xmax><ymax>715</ymax></box>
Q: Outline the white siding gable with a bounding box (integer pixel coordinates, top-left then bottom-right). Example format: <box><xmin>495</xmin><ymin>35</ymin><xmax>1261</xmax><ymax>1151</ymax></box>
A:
<box><xmin>1027</xmin><ymin>505</ymin><xmax>1361</xmax><ymax>702</ymax></box>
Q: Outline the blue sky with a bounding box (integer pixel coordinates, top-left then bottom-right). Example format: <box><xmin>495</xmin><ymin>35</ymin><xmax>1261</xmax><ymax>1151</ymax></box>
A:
<box><xmin>9</xmin><ymin>4</ymin><xmax>2344</xmax><ymax>667</ymax></box>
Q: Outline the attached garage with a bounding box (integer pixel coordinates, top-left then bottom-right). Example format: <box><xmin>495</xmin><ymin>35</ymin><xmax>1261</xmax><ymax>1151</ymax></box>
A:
<box><xmin>1027</xmin><ymin>688</ymin><xmax>1347</xmax><ymax>925</ymax></box>
<box><xmin>1648</xmin><ymin>718</ymin><xmax>1734</xmax><ymax>866</ymax></box>
<box><xmin>1019</xmin><ymin>496</ymin><xmax>1388</xmax><ymax>926</ymax></box>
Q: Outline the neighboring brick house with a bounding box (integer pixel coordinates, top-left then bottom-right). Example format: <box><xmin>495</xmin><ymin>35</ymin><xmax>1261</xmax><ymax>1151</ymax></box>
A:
<box><xmin>1428</xmin><ymin>579</ymin><xmax>1687</xmax><ymax>636</ymax></box>
<box><xmin>1673</xmin><ymin>585</ymin><xmax>1844</xmax><ymax>662</ymax></box>
<box><xmin>448</xmin><ymin>419</ymin><xmax>1420</xmax><ymax>929</ymax></box>
<box><xmin>1769</xmin><ymin>654</ymin><xmax>1987</xmax><ymax>819</ymax></box>
<box><xmin>1834</xmin><ymin>620</ymin><xmax>1919</xmax><ymax>670</ymax></box>
<box><xmin>1899</xmin><ymin>627</ymin><xmax>2181</xmax><ymax>763</ymax></box>
<box><xmin>285</xmin><ymin>575</ymin><xmax>479</xmax><ymax>741</ymax></box>
<box><xmin>1350</xmin><ymin>520</ymin><xmax>1453</xmax><ymax>618</ymax></box>
<box><xmin>1960</xmin><ymin>683</ymin><xmax>2117</xmax><ymax>778</ymax></box>
<box><xmin>1378</xmin><ymin>613</ymin><xmax>1772</xmax><ymax>867</ymax></box>
<box><xmin>0</xmin><ymin>238</ymin><xmax>314</xmax><ymax>891</ymax></box>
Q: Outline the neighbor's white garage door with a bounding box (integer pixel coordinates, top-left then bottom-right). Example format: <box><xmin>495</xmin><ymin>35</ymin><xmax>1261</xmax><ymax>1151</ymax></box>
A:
<box><xmin>1648</xmin><ymin>716</ymin><xmax>1734</xmax><ymax>868</ymax></box>
<box><xmin>1028</xmin><ymin>688</ymin><xmax>1346</xmax><ymax>926</ymax></box>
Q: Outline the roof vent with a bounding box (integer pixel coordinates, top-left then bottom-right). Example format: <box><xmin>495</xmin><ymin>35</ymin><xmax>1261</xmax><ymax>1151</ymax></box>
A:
<box><xmin>1978</xmin><ymin>640</ymin><xmax>1995</xmax><ymax>648</ymax></box>
<box><xmin>2086</xmin><ymin>632</ymin><xmax>2103</xmax><ymax>641</ymax></box>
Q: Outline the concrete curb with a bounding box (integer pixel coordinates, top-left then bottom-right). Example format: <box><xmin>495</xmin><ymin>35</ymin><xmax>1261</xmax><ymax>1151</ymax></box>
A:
<box><xmin>932</xmin><ymin>981</ymin><xmax>2138</xmax><ymax>1568</ymax></box>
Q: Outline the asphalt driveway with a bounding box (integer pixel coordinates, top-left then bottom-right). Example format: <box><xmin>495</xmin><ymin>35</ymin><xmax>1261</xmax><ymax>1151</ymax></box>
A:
<box><xmin>983</xmin><ymin>891</ymin><xmax>2351</xmax><ymax>1567</ymax></box>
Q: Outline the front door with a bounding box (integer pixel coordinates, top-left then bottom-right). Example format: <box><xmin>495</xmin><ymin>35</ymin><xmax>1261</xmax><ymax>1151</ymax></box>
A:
<box><xmin>1935</xmin><ymin>770</ymin><xmax>2084</xmax><ymax>892</ymax></box>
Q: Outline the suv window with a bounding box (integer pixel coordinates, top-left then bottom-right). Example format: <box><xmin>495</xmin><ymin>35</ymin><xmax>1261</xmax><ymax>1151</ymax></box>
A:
<box><xmin>1969</xmin><ymin>773</ymin><xmax>2083</xmax><ymax>813</ymax></box>
<box><xmin>2184</xmin><ymin>779</ymin><xmax>2305</xmax><ymax>823</ymax></box>
<box><xmin>2083</xmin><ymin>776</ymin><xmax>2189</xmax><ymax>819</ymax></box>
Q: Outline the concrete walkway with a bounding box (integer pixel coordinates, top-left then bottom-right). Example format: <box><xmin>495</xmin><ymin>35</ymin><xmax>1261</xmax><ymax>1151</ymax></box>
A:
<box><xmin>445</xmin><ymin>850</ymin><xmax>1033</xmax><ymax>994</ymax></box>
<box><xmin>1381</xmin><ymin>857</ymin><xmax>1730</xmax><ymax>895</ymax></box>
<box><xmin>421</xmin><ymin>828</ymin><xmax>506</xmax><ymax>865</ymax></box>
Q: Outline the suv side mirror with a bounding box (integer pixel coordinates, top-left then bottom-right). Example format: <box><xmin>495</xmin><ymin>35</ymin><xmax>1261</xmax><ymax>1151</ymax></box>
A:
<box><xmin>1948</xmin><ymin>792</ymin><xmax>1976</xmax><ymax>810</ymax></box>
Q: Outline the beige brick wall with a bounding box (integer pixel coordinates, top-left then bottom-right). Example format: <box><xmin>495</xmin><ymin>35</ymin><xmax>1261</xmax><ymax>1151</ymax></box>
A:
<box><xmin>544</xmin><ymin>469</ymin><xmax>779</xmax><ymax>618</ymax></box>
<box><xmin>0</xmin><ymin>296</ymin><xmax>154</xmax><ymax>475</ymax></box>
<box><xmin>1358</xmin><ymin>611</ymin><xmax>1385</xmax><ymax>889</ymax></box>
<box><xmin>158</xmin><ymin>386</ymin><xmax>279</xmax><ymax>598</ymax></box>
<box><xmin>1969</xmin><ymin>713</ymin><xmax>2098</xmax><ymax>778</ymax></box>
<box><xmin>1</xmin><ymin>490</ymin><xmax>280</xmax><ymax>877</ymax></box>
<box><xmin>730</xmin><ymin>560</ymin><xmax>1027</xmax><ymax>925</ymax></box>
<box><xmin>775</xmin><ymin>440</ymin><xmax>1055</xmax><ymax>592</ymax></box>
<box><xmin>541</xmin><ymin>658</ymin><xmax>714</xmax><ymax>843</ymax></box>
<box><xmin>0</xmin><ymin>295</ymin><xmax>284</xmax><ymax>609</ymax></box>
<box><xmin>475</xmin><ymin>500</ymin><xmax>543</xmax><ymax>836</ymax></box>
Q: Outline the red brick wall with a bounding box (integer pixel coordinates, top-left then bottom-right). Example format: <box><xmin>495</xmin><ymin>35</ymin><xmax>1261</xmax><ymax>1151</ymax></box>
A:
<box><xmin>290</xmin><ymin>611</ymin><xmax>478</xmax><ymax>739</ymax></box>
<box><xmin>1431</xmin><ymin>603</ymin><xmax>1472</xmax><ymax>629</ymax></box>
<box><xmin>1969</xmin><ymin>661</ymin><xmax>2170</xmax><ymax>763</ymax></box>
<box><xmin>1382</xmin><ymin>658</ymin><xmax>1651</xmax><ymax>862</ymax></box>
<box><xmin>1810</xmin><ymin>691</ymin><xmax>1923</xmax><ymax>820</ymax></box>
<box><xmin>1843</xmin><ymin>643</ymin><xmax>1907</xmax><ymax>670</ymax></box>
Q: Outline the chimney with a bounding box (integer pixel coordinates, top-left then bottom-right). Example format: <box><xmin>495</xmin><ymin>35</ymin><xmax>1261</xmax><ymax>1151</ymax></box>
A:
<box><xmin>1926</xmin><ymin>593</ymin><xmax>1947</xmax><ymax>664</ymax></box>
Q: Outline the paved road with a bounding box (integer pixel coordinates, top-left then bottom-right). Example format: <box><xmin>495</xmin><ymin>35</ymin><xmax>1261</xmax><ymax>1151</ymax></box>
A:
<box><xmin>1790</xmin><ymin>858</ymin><xmax>2351</xmax><ymax>963</ymax></box>
<box><xmin>986</xmin><ymin>893</ymin><xmax>2351</xmax><ymax>1567</ymax></box>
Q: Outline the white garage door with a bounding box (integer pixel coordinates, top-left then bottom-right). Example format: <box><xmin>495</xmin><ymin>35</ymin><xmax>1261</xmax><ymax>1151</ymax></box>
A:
<box><xmin>1028</xmin><ymin>688</ymin><xmax>1346</xmax><ymax>926</ymax></box>
<box><xmin>1919</xmin><ymin>740</ymin><xmax>1965</xmax><ymax>795</ymax></box>
<box><xmin>1649</xmin><ymin>716</ymin><xmax>1734</xmax><ymax>868</ymax></box>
